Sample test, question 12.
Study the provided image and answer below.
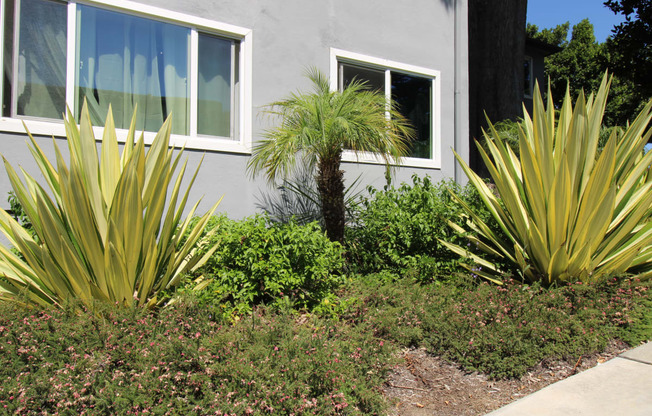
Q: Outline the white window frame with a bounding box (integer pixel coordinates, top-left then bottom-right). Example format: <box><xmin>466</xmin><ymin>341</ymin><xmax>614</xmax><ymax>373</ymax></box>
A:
<box><xmin>330</xmin><ymin>48</ymin><xmax>441</xmax><ymax>169</ymax></box>
<box><xmin>0</xmin><ymin>0</ymin><xmax>253</xmax><ymax>153</ymax></box>
<box><xmin>524</xmin><ymin>55</ymin><xmax>534</xmax><ymax>99</ymax></box>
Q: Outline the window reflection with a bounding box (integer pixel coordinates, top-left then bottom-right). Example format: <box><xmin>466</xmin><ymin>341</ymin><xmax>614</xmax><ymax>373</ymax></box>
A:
<box><xmin>76</xmin><ymin>4</ymin><xmax>190</xmax><ymax>134</ymax></box>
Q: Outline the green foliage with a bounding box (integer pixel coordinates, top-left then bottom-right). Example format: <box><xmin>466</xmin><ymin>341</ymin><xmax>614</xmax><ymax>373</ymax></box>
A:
<box><xmin>258</xmin><ymin>164</ymin><xmax>364</xmax><ymax>227</ymax></box>
<box><xmin>604</xmin><ymin>0</ymin><xmax>652</xmax><ymax>102</ymax></box>
<box><xmin>0</xmin><ymin>299</ymin><xmax>394</xmax><ymax>415</ymax></box>
<box><xmin>482</xmin><ymin>118</ymin><xmax>522</xmax><ymax>158</ymax></box>
<box><xmin>529</xmin><ymin>18</ymin><xmax>648</xmax><ymax>126</ymax></box>
<box><xmin>346</xmin><ymin>175</ymin><xmax>499</xmax><ymax>280</ymax></box>
<box><xmin>0</xmin><ymin>274</ymin><xmax>648</xmax><ymax>415</ymax></box>
<box><xmin>248</xmin><ymin>68</ymin><xmax>414</xmax><ymax>243</ymax></box>
<box><xmin>444</xmin><ymin>74</ymin><xmax>652</xmax><ymax>285</ymax></box>
<box><xmin>183</xmin><ymin>215</ymin><xmax>345</xmax><ymax>316</ymax></box>
<box><xmin>6</xmin><ymin>191</ymin><xmax>34</xmax><ymax>239</ymax></box>
<box><xmin>545</xmin><ymin>20</ymin><xmax>604</xmax><ymax>106</ymax></box>
<box><xmin>342</xmin><ymin>275</ymin><xmax>651</xmax><ymax>379</ymax></box>
<box><xmin>0</xmin><ymin>104</ymin><xmax>219</xmax><ymax>310</ymax></box>
<box><xmin>527</xmin><ymin>21</ymin><xmax>569</xmax><ymax>47</ymax></box>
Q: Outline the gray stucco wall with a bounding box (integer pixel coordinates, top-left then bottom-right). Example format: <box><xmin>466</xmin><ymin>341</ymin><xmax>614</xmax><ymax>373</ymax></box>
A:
<box><xmin>0</xmin><ymin>0</ymin><xmax>468</xmax><ymax>219</ymax></box>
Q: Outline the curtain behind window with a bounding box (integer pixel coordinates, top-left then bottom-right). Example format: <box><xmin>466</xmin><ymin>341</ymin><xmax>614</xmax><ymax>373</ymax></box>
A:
<box><xmin>76</xmin><ymin>5</ymin><xmax>189</xmax><ymax>135</ymax></box>
<box><xmin>16</xmin><ymin>0</ymin><xmax>67</xmax><ymax>119</ymax></box>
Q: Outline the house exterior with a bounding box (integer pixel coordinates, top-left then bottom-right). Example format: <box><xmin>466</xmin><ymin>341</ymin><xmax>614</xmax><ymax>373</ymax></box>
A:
<box><xmin>0</xmin><ymin>0</ymin><xmax>469</xmax><ymax>218</ymax></box>
<box><xmin>523</xmin><ymin>37</ymin><xmax>561</xmax><ymax>115</ymax></box>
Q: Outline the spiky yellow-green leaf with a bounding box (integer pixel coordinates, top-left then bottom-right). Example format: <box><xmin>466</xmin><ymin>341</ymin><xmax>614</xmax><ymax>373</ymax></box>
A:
<box><xmin>445</xmin><ymin>73</ymin><xmax>652</xmax><ymax>284</ymax></box>
<box><xmin>0</xmin><ymin>102</ymin><xmax>220</xmax><ymax>309</ymax></box>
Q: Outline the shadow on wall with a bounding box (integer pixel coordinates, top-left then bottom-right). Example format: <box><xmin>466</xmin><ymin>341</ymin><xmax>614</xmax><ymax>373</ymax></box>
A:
<box><xmin>255</xmin><ymin>163</ymin><xmax>364</xmax><ymax>226</ymax></box>
<box><xmin>255</xmin><ymin>164</ymin><xmax>322</xmax><ymax>225</ymax></box>
<box><xmin>440</xmin><ymin>0</ymin><xmax>454</xmax><ymax>10</ymax></box>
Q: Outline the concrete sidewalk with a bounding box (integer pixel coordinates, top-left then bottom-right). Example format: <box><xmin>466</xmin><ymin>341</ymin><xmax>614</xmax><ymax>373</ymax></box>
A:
<box><xmin>485</xmin><ymin>341</ymin><xmax>652</xmax><ymax>416</ymax></box>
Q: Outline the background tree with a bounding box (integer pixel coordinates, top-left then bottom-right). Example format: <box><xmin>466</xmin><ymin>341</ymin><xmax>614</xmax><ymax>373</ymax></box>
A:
<box><xmin>544</xmin><ymin>20</ymin><xmax>604</xmax><ymax>107</ymax></box>
<box><xmin>248</xmin><ymin>70</ymin><xmax>414</xmax><ymax>244</ymax></box>
<box><xmin>526</xmin><ymin>21</ymin><xmax>570</xmax><ymax>46</ymax></box>
<box><xmin>604</xmin><ymin>0</ymin><xmax>652</xmax><ymax>101</ymax></box>
<box><xmin>529</xmin><ymin>18</ymin><xmax>646</xmax><ymax>126</ymax></box>
<box><xmin>468</xmin><ymin>0</ymin><xmax>528</xmax><ymax>173</ymax></box>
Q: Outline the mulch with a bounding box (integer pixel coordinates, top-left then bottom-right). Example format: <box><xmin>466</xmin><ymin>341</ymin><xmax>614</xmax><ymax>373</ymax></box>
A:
<box><xmin>382</xmin><ymin>340</ymin><xmax>629</xmax><ymax>416</ymax></box>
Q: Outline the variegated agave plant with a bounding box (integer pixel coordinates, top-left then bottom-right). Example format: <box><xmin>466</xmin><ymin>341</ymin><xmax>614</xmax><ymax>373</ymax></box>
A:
<box><xmin>442</xmin><ymin>73</ymin><xmax>652</xmax><ymax>285</ymax></box>
<box><xmin>0</xmin><ymin>103</ymin><xmax>220</xmax><ymax>309</ymax></box>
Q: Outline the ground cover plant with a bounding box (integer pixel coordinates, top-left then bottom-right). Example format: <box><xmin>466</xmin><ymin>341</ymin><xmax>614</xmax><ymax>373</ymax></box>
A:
<box><xmin>0</xmin><ymin>299</ymin><xmax>393</xmax><ymax>415</ymax></box>
<box><xmin>181</xmin><ymin>214</ymin><xmax>345</xmax><ymax>318</ymax></box>
<box><xmin>340</xmin><ymin>274</ymin><xmax>651</xmax><ymax>379</ymax></box>
<box><xmin>346</xmin><ymin>176</ymin><xmax>501</xmax><ymax>280</ymax></box>
<box><xmin>0</xmin><ymin>104</ymin><xmax>219</xmax><ymax>310</ymax></box>
<box><xmin>0</xmin><ymin>273</ymin><xmax>649</xmax><ymax>415</ymax></box>
<box><xmin>444</xmin><ymin>74</ymin><xmax>652</xmax><ymax>285</ymax></box>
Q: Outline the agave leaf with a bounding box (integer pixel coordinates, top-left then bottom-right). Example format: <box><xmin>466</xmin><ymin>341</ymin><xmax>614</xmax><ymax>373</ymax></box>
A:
<box><xmin>0</xmin><ymin>103</ymin><xmax>221</xmax><ymax>310</ymax></box>
<box><xmin>548</xmin><ymin>245</ymin><xmax>570</xmax><ymax>284</ymax></box>
<box><xmin>614</xmin><ymin>148</ymin><xmax>652</xmax><ymax>211</ymax></box>
<box><xmin>448</xmin><ymin>72</ymin><xmax>652</xmax><ymax>284</ymax></box>
<box><xmin>447</xmin><ymin>187</ymin><xmax>516</xmax><ymax>260</ymax></box>
<box><xmin>136</xmin><ymin>237</ymin><xmax>158</xmax><ymax>307</ymax></box>
<box><xmin>25</xmin><ymin>130</ymin><xmax>61</xmax><ymax>198</ymax></box>
<box><xmin>546</xmin><ymin>154</ymin><xmax>571</xmax><ymax>253</ymax></box>
<box><xmin>519</xmin><ymin>131</ymin><xmax>546</xmax><ymax>230</ymax></box>
<box><xmin>112</xmin><ymin>166</ymin><xmax>144</xmax><ymax>286</ymax></box>
<box><xmin>100</xmin><ymin>106</ymin><xmax>121</xmax><ymax>207</ymax></box>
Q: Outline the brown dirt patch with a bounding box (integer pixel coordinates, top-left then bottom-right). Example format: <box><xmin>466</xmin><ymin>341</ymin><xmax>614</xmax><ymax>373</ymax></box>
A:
<box><xmin>382</xmin><ymin>340</ymin><xmax>628</xmax><ymax>416</ymax></box>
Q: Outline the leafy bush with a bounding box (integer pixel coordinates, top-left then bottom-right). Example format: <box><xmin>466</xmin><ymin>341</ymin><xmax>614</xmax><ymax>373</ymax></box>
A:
<box><xmin>481</xmin><ymin>118</ymin><xmax>522</xmax><ymax>158</ymax></box>
<box><xmin>0</xmin><ymin>104</ymin><xmax>219</xmax><ymax>309</ymax></box>
<box><xmin>346</xmin><ymin>175</ymin><xmax>498</xmax><ymax>280</ymax></box>
<box><xmin>184</xmin><ymin>215</ymin><xmax>345</xmax><ymax>315</ymax></box>
<box><xmin>6</xmin><ymin>191</ymin><xmax>35</xmax><ymax>240</ymax></box>
<box><xmin>0</xmin><ymin>299</ymin><xmax>393</xmax><ymax>415</ymax></box>
<box><xmin>443</xmin><ymin>74</ymin><xmax>652</xmax><ymax>284</ymax></box>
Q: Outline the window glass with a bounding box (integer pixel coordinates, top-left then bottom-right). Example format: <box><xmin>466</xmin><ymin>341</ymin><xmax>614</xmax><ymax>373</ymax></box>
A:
<box><xmin>338</xmin><ymin>61</ymin><xmax>434</xmax><ymax>160</ymax></box>
<box><xmin>198</xmin><ymin>33</ymin><xmax>232</xmax><ymax>137</ymax></box>
<box><xmin>76</xmin><ymin>4</ymin><xmax>190</xmax><ymax>135</ymax></box>
<box><xmin>2</xmin><ymin>0</ymin><xmax>15</xmax><ymax>117</ymax></box>
<box><xmin>391</xmin><ymin>72</ymin><xmax>431</xmax><ymax>159</ymax></box>
<box><xmin>8</xmin><ymin>0</ymin><xmax>67</xmax><ymax>119</ymax></box>
<box><xmin>2</xmin><ymin>0</ymin><xmax>244</xmax><ymax>141</ymax></box>
<box><xmin>341</xmin><ymin>63</ymin><xmax>384</xmax><ymax>92</ymax></box>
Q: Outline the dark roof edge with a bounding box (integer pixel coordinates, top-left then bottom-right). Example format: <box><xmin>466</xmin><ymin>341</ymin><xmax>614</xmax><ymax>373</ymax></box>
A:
<box><xmin>525</xmin><ymin>37</ymin><xmax>563</xmax><ymax>56</ymax></box>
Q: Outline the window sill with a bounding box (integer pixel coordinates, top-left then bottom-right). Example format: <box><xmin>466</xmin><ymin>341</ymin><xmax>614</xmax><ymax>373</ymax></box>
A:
<box><xmin>0</xmin><ymin>117</ymin><xmax>252</xmax><ymax>154</ymax></box>
<box><xmin>342</xmin><ymin>150</ymin><xmax>441</xmax><ymax>169</ymax></box>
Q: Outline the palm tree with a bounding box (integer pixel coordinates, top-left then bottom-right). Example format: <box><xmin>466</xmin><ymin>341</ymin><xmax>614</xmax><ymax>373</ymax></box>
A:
<box><xmin>248</xmin><ymin>69</ymin><xmax>415</xmax><ymax>243</ymax></box>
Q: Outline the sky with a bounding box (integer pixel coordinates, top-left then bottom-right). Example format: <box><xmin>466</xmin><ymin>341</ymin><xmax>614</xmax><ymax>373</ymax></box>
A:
<box><xmin>527</xmin><ymin>0</ymin><xmax>628</xmax><ymax>43</ymax></box>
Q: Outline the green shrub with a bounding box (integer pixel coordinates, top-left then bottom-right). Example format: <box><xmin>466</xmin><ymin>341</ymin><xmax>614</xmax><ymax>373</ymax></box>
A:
<box><xmin>6</xmin><ymin>191</ymin><xmax>35</xmax><ymax>240</ymax></box>
<box><xmin>346</xmin><ymin>175</ymin><xmax>499</xmax><ymax>280</ymax></box>
<box><xmin>481</xmin><ymin>118</ymin><xmax>522</xmax><ymax>158</ymax></box>
<box><xmin>184</xmin><ymin>215</ymin><xmax>345</xmax><ymax>315</ymax></box>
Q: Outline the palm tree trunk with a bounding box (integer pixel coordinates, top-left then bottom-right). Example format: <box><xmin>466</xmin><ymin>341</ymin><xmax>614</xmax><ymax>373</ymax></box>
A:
<box><xmin>316</xmin><ymin>155</ymin><xmax>345</xmax><ymax>244</ymax></box>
